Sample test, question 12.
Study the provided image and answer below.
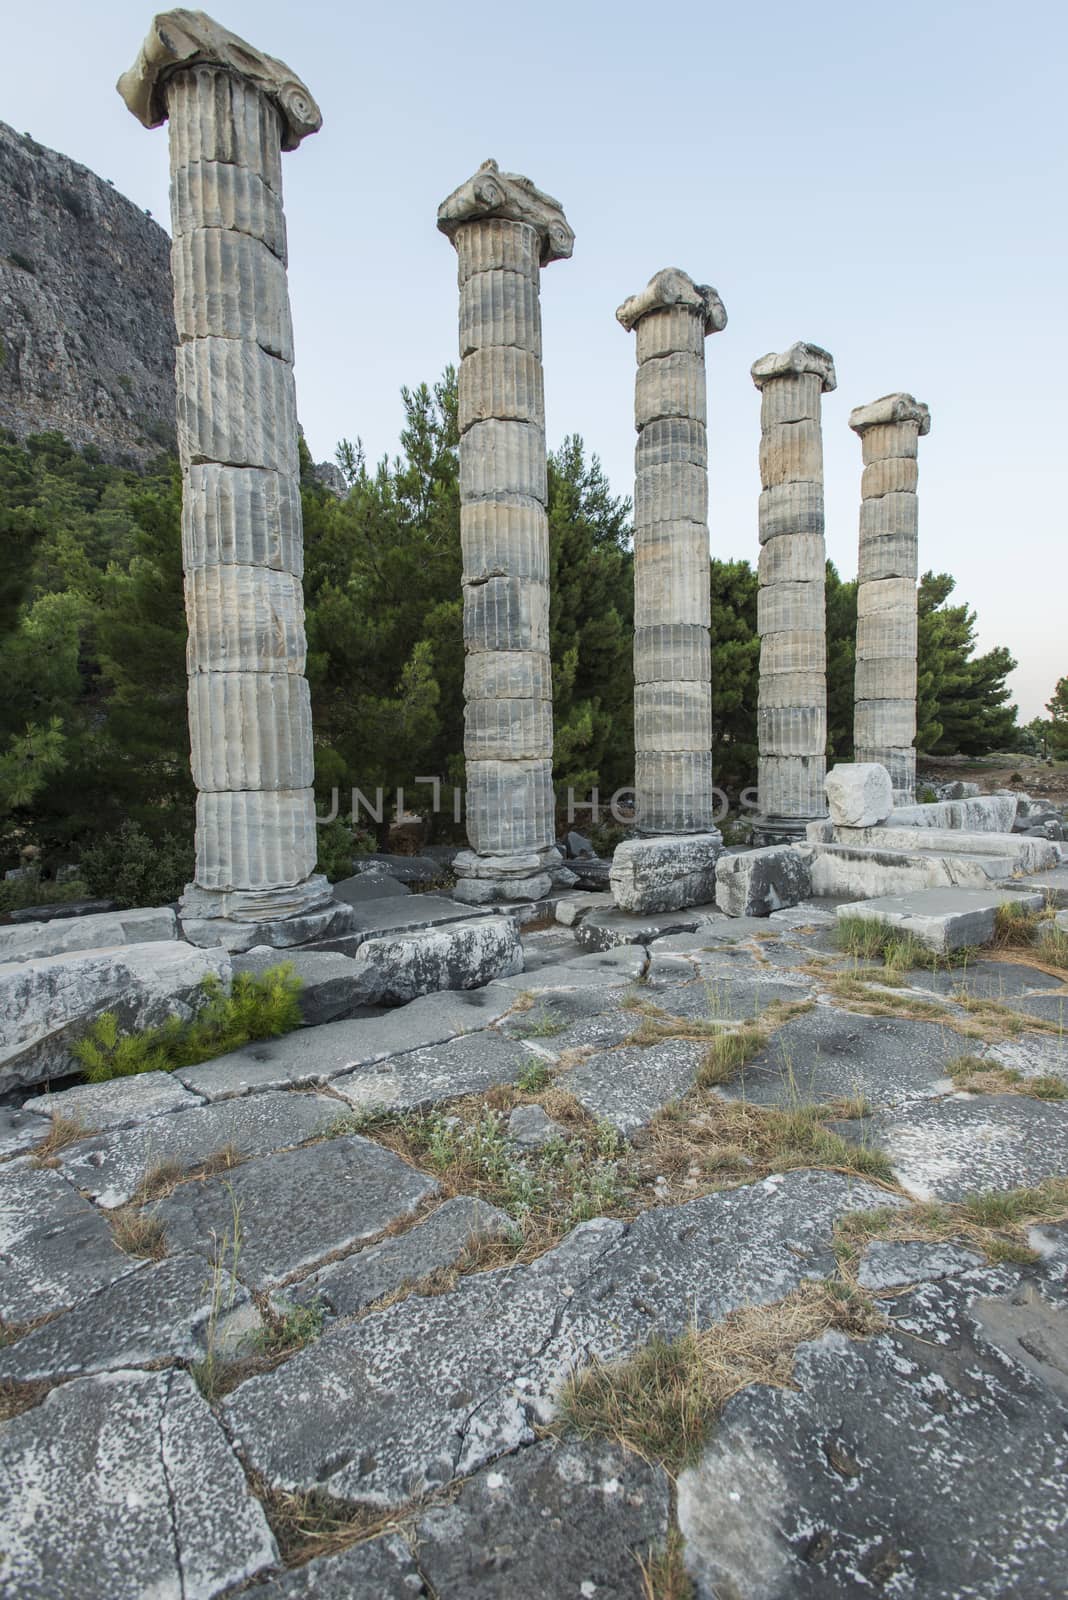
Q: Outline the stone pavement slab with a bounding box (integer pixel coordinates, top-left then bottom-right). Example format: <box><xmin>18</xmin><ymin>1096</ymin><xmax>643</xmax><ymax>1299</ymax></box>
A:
<box><xmin>286</xmin><ymin>1196</ymin><xmax>513</xmax><ymax>1317</ymax></box>
<box><xmin>677</xmin><ymin>1269</ymin><xmax>1068</xmax><ymax>1599</ymax></box>
<box><xmin>22</xmin><ymin>1068</ymin><xmax>199</xmax><ymax>1131</ymax></box>
<box><xmin>981</xmin><ymin>1032</ymin><xmax>1068</xmax><ymax>1082</ymax></box>
<box><xmin>835</xmin><ymin>886</ymin><xmax>1046</xmax><ymax>953</ymax></box>
<box><xmin>175</xmin><ymin>987</ymin><xmax>514</xmax><ymax>1100</ymax></box>
<box><xmin>250</xmin><ymin>1534</ymin><xmax>423</xmax><ymax>1598</ymax></box>
<box><xmin>0</xmin><ymin>1252</ymin><xmax>258</xmax><ymax>1382</ymax></box>
<box><xmin>319</xmin><ymin>892</ymin><xmax>492</xmax><ymax>944</ymax></box>
<box><xmin>911</xmin><ymin>959</ymin><xmax>1060</xmax><ymax>1000</ymax></box>
<box><xmin>156</xmin><ymin>1135</ymin><xmax>437</xmax><ymax>1290</ymax></box>
<box><xmin>488</xmin><ymin>945</ymin><xmax>649</xmax><ymax>991</ymax></box>
<box><xmin>330</xmin><ymin>1030</ymin><xmax>533</xmax><ymax>1115</ymax></box>
<box><xmin>0</xmin><ymin>1103</ymin><xmax>51</xmax><ymax>1158</ymax></box>
<box><xmin>857</xmin><ymin>1093</ymin><xmax>1068</xmax><ymax>1201</ymax></box>
<box><xmin>856</xmin><ymin>1238</ymin><xmax>983</xmax><ymax>1291</ymax></box>
<box><xmin>573</xmin><ymin>905</ymin><xmax>721</xmax><ymax>953</ymax></box>
<box><xmin>0</xmin><ymin>905</ymin><xmax>176</xmax><ymax>963</ymax></box>
<box><xmin>564</xmin><ymin>1040</ymin><xmax>709</xmax><ymax>1134</ymax></box>
<box><xmin>726</xmin><ymin>1005</ymin><xmax>964</xmax><ymax>1110</ymax></box>
<box><xmin>58</xmin><ymin>1089</ymin><xmax>347</xmax><ymax>1209</ymax></box>
<box><xmin>0</xmin><ymin>1161</ymin><xmax>138</xmax><ymax>1322</ymax></box>
<box><xmin>224</xmin><ymin>1173</ymin><xmax>895</xmax><ymax>1507</ymax></box>
<box><xmin>414</xmin><ymin>1438</ymin><xmax>670</xmax><ymax>1600</ymax></box>
<box><xmin>0</xmin><ymin>1368</ymin><xmax>277</xmax><ymax>1600</ymax></box>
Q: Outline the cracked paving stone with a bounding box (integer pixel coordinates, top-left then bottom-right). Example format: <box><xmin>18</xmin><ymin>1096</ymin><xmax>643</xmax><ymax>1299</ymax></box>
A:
<box><xmin>726</xmin><ymin>1007</ymin><xmax>965</xmax><ymax>1110</ymax></box>
<box><xmin>175</xmin><ymin>987</ymin><xmax>514</xmax><ymax>1101</ymax></box>
<box><xmin>677</xmin><ymin>1268</ymin><xmax>1068</xmax><ymax>1598</ymax></box>
<box><xmin>981</xmin><ymin>1033</ymin><xmax>1068</xmax><ymax>1081</ymax></box>
<box><xmin>912</xmin><ymin>960</ymin><xmax>1063</xmax><ymax>1001</ymax></box>
<box><xmin>0</xmin><ymin>1103</ymin><xmax>51</xmax><ymax>1158</ymax></box>
<box><xmin>850</xmin><ymin>1092</ymin><xmax>1068</xmax><ymax>1201</ymax></box>
<box><xmin>155</xmin><ymin>1135</ymin><xmax>437</xmax><ymax>1290</ymax></box>
<box><xmin>21</xmin><ymin>1069</ymin><xmax>200</xmax><ymax>1133</ymax></box>
<box><xmin>330</xmin><ymin>1029</ymin><xmax>531</xmax><ymax>1115</ymax></box>
<box><xmin>56</xmin><ymin>1089</ymin><xmax>347</xmax><ymax>1209</ymax></box>
<box><xmin>284</xmin><ymin>1195</ymin><xmax>513</xmax><ymax>1317</ymax></box>
<box><xmin>651</xmin><ymin>973</ymin><xmax>812</xmax><ymax>1024</ymax></box>
<box><xmin>414</xmin><ymin>1437</ymin><xmax>671</xmax><ymax>1599</ymax></box>
<box><xmin>0</xmin><ymin>1161</ymin><xmax>138</xmax><ymax>1322</ymax></box>
<box><xmin>856</xmin><ymin>1239</ymin><xmax>984</xmax><ymax>1291</ymax></box>
<box><xmin>488</xmin><ymin>946</ymin><xmax>648</xmax><ymax>990</ymax></box>
<box><xmin>562</xmin><ymin>1039</ymin><xmax>709</xmax><ymax>1134</ymax></box>
<box><xmin>0</xmin><ymin>1253</ymin><xmax>259</xmax><ymax>1382</ymax></box>
<box><xmin>249</xmin><ymin>1533</ymin><xmax>424</xmax><ymax>1597</ymax></box>
<box><xmin>223</xmin><ymin>1172</ymin><xmax>897</xmax><ymax>1508</ymax></box>
<box><xmin>222</xmin><ymin>1220</ymin><xmax>624</xmax><ymax>1506</ymax></box>
<box><xmin>0</xmin><ymin>1367</ymin><xmax>277</xmax><ymax>1599</ymax></box>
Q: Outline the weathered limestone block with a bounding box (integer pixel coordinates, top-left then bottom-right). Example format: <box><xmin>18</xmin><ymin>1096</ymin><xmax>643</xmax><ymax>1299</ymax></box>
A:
<box><xmin>758</xmin><ymin>481</ymin><xmax>824</xmax><ymax>542</ymax></box>
<box><xmin>463</xmin><ymin>574</ymin><xmax>549</xmax><ymax>652</ymax></box>
<box><xmin>170</xmin><ymin>160</ymin><xmax>287</xmax><ymax>258</ymax></box>
<box><xmin>0</xmin><ymin>941</ymin><xmax>230</xmax><ymax>1089</ymax></box>
<box><xmin>852</xmin><ymin>392</ymin><xmax>930</xmax><ymax>803</ymax></box>
<box><xmin>610</xmin><ymin>834</ymin><xmax>723</xmax><ymax>914</ymax></box>
<box><xmin>121</xmin><ymin>15</ymin><xmax>329</xmax><ymax>946</ymax></box>
<box><xmin>752</xmin><ymin>343</ymin><xmax>835</xmax><ymax>843</ymax></box>
<box><xmin>459</xmin><ymin>271</ymin><xmax>541</xmax><ymax>357</ymax></box>
<box><xmin>825</xmin><ymin>762</ymin><xmax>894</xmax><ymax>828</ymax></box>
<box><xmin>459</xmin><ymin>417</ymin><xmax>548</xmax><ymax>502</ymax></box>
<box><xmin>184</xmin><ymin>565</ymin><xmax>306</xmax><ymax>672</ymax></box>
<box><xmin>464</xmin><ymin>696</ymin><xmax>553</xmax><ymax>760</ymax></box>
<box><xmin>835</xmin><ymin>888</ymin><xmax>1046</xmax><ymax>953</ymax></box>
<box><xmin>464</xmin><ymin>649</ymin><xmax>552</xmax><ymax>701</ymax></box>
<box><xmin>0</xmin><ymin>906</ymin><xmax>177</xmax><ymax>964</ymax></box>
<box><xmin>457</xmin><ymin>345</ymin><xmax>545</xmax><ymax>431</ymax></box>
<box><xmin>890</xmin><ymin>795</ymin><xmax>1017</xmax><ymax>832</ymax></box>
<box><xmin>352</xmin><ymin>916</ymin><xmax>524</xmax><ymax>1005</ymax></box>
<box><xmin>715</xmin><ymin>845</ymin><xmax>812</xmax><ymax>917</ymax></box>
<box><xmin>171</xmin><ymin>227</ymin><xmax>293</xmax><ymax>357</ymax></box>
<box><xmin>182</xmin><ymin>465</ymin><xmax>303</xmax><ymax>574</ymax></box>
<box><xmin>617</xmin><ymin>269</ymin><xmax>725</xmax><ymax>876</ymax></box>
<box><xmin>461</xmin><ymin>499</ymin><xmax>550</xmax><ymax>582</ymax></box>
<box><xmin>187</xmin><ymin>672</ymin><xmax>313</xmax><ymax>791</ymax></box>
<box><xmin>175</xmin><ymin>336</ymin><xmax>298</xmax><ymax>472</ymax></box>
<box><xmin>463</xmin><ymin>757</ymin><xmax>555</xmax><ymax>857</ymax></box>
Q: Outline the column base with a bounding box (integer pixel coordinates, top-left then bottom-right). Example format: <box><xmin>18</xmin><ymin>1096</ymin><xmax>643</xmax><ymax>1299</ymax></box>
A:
<box><xmin>179</xmin><ymin>874</ymin><xmax>355</xmax><ymax>951</ymax></box>
<box><xmin>751</xmin><ymin>815</ymin><xmax>825</xmax><ymax>847</ymax></box>
<box><xmin>451</xmin><ymin>847</ymin><xmax>562</xmax><ymax>905</ymax></box>
<box><xmin>609</xmin><ymin>832</ymin><xmax>723</xmax><ymax>914</ymax></box>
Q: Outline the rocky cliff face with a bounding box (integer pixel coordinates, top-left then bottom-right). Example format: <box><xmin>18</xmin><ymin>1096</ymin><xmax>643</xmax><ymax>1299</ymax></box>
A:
<box><xmin>0</xmin><ymin>120</ymin><xmax>176</xmax><ymax>463</ymax></box>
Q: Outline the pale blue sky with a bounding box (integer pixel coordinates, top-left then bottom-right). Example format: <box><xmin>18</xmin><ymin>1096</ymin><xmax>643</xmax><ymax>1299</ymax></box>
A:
<box><xmin>5</xmin><ymin>0</ymin><xmax>1065</xmax><ymax>717</ymax></box>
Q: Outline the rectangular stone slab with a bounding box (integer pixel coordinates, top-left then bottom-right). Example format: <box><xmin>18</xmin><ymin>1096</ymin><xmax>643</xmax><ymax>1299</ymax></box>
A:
<box><xmin>0</xmin><ymin>1162</ymin><xmax>140</xmax><ymax>1321</ymax></box>
<box><xmin>155</xmin><ymin>1135</ymin><xmax>437</xmax><ymax>1289</ymax></box>
<box><xmin>835</xmin><ymin>887</ymin><xmax>1046</xmax><ymax>951</ymax></box>
<box><xmin>57</xmin><ymin>1089</ymin><xmax>349</xmax><ymax>1208</ymax></box>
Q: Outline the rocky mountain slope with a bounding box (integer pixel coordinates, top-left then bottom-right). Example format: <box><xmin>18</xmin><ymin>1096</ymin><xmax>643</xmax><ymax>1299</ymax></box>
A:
<box><xmin>0</xmin><ymin>119</ymin><xmax>175</xmax><ymax>463</ymax></box>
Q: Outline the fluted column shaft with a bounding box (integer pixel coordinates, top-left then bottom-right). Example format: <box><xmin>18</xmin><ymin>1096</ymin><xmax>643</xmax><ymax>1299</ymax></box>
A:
<box><xmin>438</xmin><ymin>161</ymin><xmax>573</xmax><ymax>903</ymax></box>
<box><xmin>163</xmin><ymin>65</ymin><xmax>325</xmax><ymax>922</ymax></box>
<box><xmin>618</xmin><ymin>271</ymin><xmax>726</xmax><ymax>835</ymax></box>
<box><xmin>751</xmin><ymin>343</ymin><xmax>836</xmax><ymax>840</ymax></box>
<box><xmin>850</xmin><ymin>393</ymin><xmax>931</xmax><ymax>805</ymax></box>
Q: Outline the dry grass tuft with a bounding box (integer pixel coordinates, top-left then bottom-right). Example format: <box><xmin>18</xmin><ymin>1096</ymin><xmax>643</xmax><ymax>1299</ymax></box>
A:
<box><xmin>557</xmin><ymin>1280</ymin><xmax>882</xmax><ymax>1472</ymax></box>
<box><xmin>945</xmin><ymin>1053</ymin><xmax>1068</xmax><ymax>1101</ymax></box>
<box><xmin>833</xmin><ymin>1176</ymin><xmax>1068</xmax><ymax>1272</ymax></box>
<box><xmin>638</xmin><ymin>1528</ymin><xmax>695</xmax><ymax>1600</ymax></box>
<box><xmin>698</xmin><ymin>1024</ymin><xmax>768</xmax><ymax>1087</ymax></box>
<box><xmin>110</xmin><ymin>1207</ymin><xmax>166</xmax><ymax>1260</ymax></box>
<box><xmin>131</xmin><ymin>1142</ymin><xmax>244</xmax><ymax>1206</ymax></box>
<box><xmin>0</xmin><ymin>1377</ymin><xmax>55</xmax><ymax>1422</ymax></box>
<box><xmin>249</xmin><ymin>1472</ymin><xmax>408</xmax><ymax>1567</ymax></box>
<box><xmin>32</xmin><ymin>1114</ymin><xmax>90</xmax><ymax>1163</ymax></box>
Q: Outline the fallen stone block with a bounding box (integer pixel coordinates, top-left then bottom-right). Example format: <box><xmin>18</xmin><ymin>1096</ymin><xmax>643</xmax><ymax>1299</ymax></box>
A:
<box><xmin>507</xmin><ymin>1103</ymin><xmax>569</xmax><ymax>1149</ymax></box>
<box><xmin>890</xmin><ymin>794</ymin><xmax>1017</xmax><ymax>832</ymax></box>
<box><xmin>0</xmin><ymin>1369</ymin><xmax>277</xmax><ymax>1600</ymax></box>
<box><xmin>825</xmin><ymin>762</ymin><xmax>894</xmax><ymax>827</ymax></box>
<box><xmin>180</xmin><ymin>898</ymin><xmax>356</xmax><ymax>954</ymax></box>
<box><xmin>319</xmin><ymin>891</ymin><xmax>486</xmax><ymax>948</ymax></box>
<box><xmin>285</xmin><ymin>1195</ymin><xmax>513</xmax><ymax>1316</ymax></box>
<box><xmin>351</xmin><ymin>914</ymin><xmax>523</xmax><ymax>1005</ymax></box>
<box><xmin>553</xmin><ymin>889</ymin><xmax>615</xmax><ymax>927</ymax></box>
<box><xmin>610</xmin><ymin>833</ymin><xmax>723</xmax><ymax>914</ymax></box>
<box><xmin>715</xmin><ymin>845</ymin><xmax>812</xmax><ymax>918</ymax></box>
<box><xmin>835</xmin><ymin>886</ymin><xmax>1046</xmax><ymax>952</ymax></box>
<box><xmin>331</xmin><ymin>871</ymin><xmax>410</xmax><ymax>903</ymax></box>
<box><xmin>809</xmin><ymin>842</ymin><xmax>1018</xmax><ymax>899</ymax></box>
<box><xmin>156</xmin><ymin>1135</ymin><xmax>438</xmax><ymax>1290</ymax></box>
<box><xmin>572</xmin><ymin>904</ymin><xmax>720</xmax><ymax>952</ymax></box>
<box><xmin>0</xmin><ymin>905</ymin><xmax>177</xmax><ymax>963</ymax></box>
<box><xmin>350</xmin><ymin>853</ymin><xmax>444</xmax><ymax>885</ymax></box>
<box><xmin>0</xmin><ymin>939</ymin><xmax>231</xmax><ymax>1091</ymax></box>
<box><xmin>831</xmin><ymin>823</ymin><xmax>1057</xmax><ymax>873</ymax></box>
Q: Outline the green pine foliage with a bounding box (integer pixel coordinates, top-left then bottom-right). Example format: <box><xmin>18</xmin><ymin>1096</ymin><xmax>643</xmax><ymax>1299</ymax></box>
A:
<box><xmin>1045</xmin><ymin>677</ymin><xmax>1068</xmax><ymax>757</ymax></box>
<box><xmin>73</xmin><ymin>965</ymin><xmax>303</xmax><ymax>1082</ymax></box>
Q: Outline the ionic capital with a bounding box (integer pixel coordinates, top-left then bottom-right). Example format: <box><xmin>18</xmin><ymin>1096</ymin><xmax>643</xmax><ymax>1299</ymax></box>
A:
<box><xmin>118</xmin><ymin>9</ymin><xmax>321</xmax><ymax>150</ymax></box>
<box><xmin>437</xmin><ymin>159</ymin><xmax>574</xmax><ymax>264</ymax></box>
<box><xmin>849</xmin><ymin>393</ymin><xmax>931</xmax><ymax>436</ymax></box>
<box><xmin>751</xmin><ymin>342</ymin><xmax>836</xmax><ymax>393</ymax></box>
<box><xmin>617</xmin><ymin>268</ymin><xmax>727</xmax><ymax>335</ymax></box>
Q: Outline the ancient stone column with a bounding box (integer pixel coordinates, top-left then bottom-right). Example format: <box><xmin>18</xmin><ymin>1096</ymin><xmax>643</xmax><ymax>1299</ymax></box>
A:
<box><xmin>608</xmin><ymin>270</ymin><xmax>726</xmax><ymax>915</ymax></box>
<box><xmin>750</xmin><ymin>343</ymin><xmax>836</xmax><ymax>844</ymax></box>
<box><xmin>437</xmin><ymin>161</ymin><xmax>573</xmax><ymax>904</ymax></box>
<box><xmin>119</xmin><ymin>13</ymin><xmax>343</xmax><ymax>948</ymax></box>
<box><xmin>850</xmin><ymin>393</ymin><xmax>931</xmax><ymax>805</ymax></box>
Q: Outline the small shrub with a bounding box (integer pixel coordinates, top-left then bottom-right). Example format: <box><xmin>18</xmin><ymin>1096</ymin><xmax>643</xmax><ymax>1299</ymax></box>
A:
<box><xmin>73</xmin><ymin>965</ymin><xmax>303</xmax><ymax>1082</ymax></box>
<box><xmin>517</xmin><ymin>1057</ymin><xmax>552</xmax><ymax>1092</ymax></box>
<box><xmin>79</xmin><ymin>820</ymin><xmax>193</xmax><ymax>909</ymax></box>
<box><xmin>315</xmin><ymin>818</ymin><xmax>360</xmax><ymax>883</ymax></box>
<box><xmin>0</xmin><ymin>868</ymin><xmax>89</xmax><ymax>916</ymax></box>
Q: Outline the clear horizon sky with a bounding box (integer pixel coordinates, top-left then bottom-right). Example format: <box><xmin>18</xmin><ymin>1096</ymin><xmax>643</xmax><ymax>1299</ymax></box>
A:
<box><xmin>5</xmin><ymin>0</ymin><xmax>1065</xmax><ymax>719</ymax></box>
